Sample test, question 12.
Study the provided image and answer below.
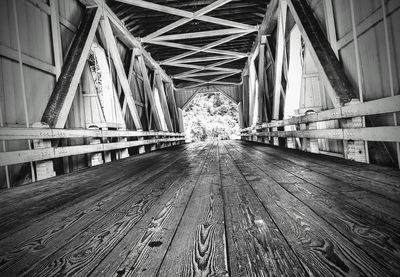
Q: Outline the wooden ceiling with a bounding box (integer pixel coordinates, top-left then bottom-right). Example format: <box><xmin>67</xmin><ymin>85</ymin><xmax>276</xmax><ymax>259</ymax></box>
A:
<box><xmin>107</xmin><ymin>0</ymin><xmax>270</xmax><ymax>88</ymax></box>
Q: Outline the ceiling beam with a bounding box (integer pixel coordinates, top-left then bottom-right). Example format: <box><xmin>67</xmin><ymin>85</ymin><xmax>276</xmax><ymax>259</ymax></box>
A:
<box><xmin>180</xmin><ymin>71</ymin><xmax>234</xmax><ymax>78</ymax></box>
<box><xmin>142</xmin><ymin>28</ymin><xmax>253</xmax><ymax>42</ymax></box>
<box><xmin>160</xmin><ymin>33</ymin><xmax>249</xmax><ymax>64</ymax></box>
<box><xmin>147</xmin><ymin>40</ymin><xmax>247</xmax><ymax>58</ymax></box>
<box><xmin>166</xmin><ymin>55</ymin><xmax>235</xmax><ymax>64</ymax></box>
<box><xmin>172</xmin><ymin>57</ymin><xmax>243</xmax><ymax>78</ymax></box>
<box><xmin>116</xmin><ymin>0</ymin><xmax>257</xmax><ymax>41</ymax></box>
<box><xmin>166</xmin><ymin>63</ymin><xmax>242</xmax><ymax>74</ymax></box>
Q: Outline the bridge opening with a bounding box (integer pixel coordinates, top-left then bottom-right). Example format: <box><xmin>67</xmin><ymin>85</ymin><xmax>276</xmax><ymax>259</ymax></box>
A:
<box><xmin>183</xmin><ymin>91</ymin><xmax>240</xmax><ymax>142</ymax></box>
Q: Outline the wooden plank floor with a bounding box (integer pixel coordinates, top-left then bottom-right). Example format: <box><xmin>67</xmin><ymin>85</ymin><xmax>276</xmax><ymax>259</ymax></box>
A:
<box><xmin>0</xmin><ymin>140</ymin><xmax>399</xmax><ymax>277</ymax></box>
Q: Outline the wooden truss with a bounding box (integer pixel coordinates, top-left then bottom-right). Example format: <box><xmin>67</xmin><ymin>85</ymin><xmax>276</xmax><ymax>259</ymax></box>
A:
<box><xmin>117</xmin><ymin>0</ymin><xmax>259</xmax><ymax>88</ymax></box>
<box><xmin>41</xmin><ymin>1</ymin><xmax>180</xmax><ymax>132</ymax></box>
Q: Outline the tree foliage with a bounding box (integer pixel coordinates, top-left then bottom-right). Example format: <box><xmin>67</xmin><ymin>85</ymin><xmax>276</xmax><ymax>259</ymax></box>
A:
<box><xmin>183</xmin><ymin>93</ymin><xmax>239</xmax><ymax>141</ymax></box>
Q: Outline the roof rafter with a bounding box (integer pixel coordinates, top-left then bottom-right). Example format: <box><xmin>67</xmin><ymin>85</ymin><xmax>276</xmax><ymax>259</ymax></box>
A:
<box><xmin>166</xmin><ymin>55</ymin><xmax>235</xmax><ymax>64</ymax></box>
<box><xmin>172</xmin><ymin>56</ymin><xmax>244</xmax><ymax>78</ymax></box>
<box><xmin>160</xmin><ymin>32</ymin><xmax>250</xmax><ymax>64</ymax></box>
<box><xmin>116</xmin><ymin>0</ymin><xmax>257</xmax><ymax>41</ymax></box>
<box><xmin>142</xmin><ymin>28</ymin><xmax>253</xmax><ymax>42</ymax></box>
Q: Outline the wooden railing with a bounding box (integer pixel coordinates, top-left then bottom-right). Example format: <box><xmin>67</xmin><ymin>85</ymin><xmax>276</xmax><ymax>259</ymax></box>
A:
<box><xmin>0</xmin><ymin>128</ymin><xmax>185</xmax><ymax>167</ymax></box>
<box><xmin>240</xmin><ymin>95</ymin><xmax>400</xmax><ymax>162</ymax></box>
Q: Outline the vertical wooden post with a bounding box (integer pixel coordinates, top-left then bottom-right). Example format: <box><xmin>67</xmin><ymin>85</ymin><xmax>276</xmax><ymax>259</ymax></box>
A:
<box><xmin>32</xmin><ymin>122</ymin><xmax>56</xmax><ymax>180</ymax></box>
<box><xmin>101</xmin><ymin>127</ymin><xmax>111</xmax><ymax>163</ymax></box>
<box><xmin>381</xmin><ymin>0</ymin><xmax>400</xmax><ymax>168</ymax></box>
<box><xmin>342</xmin><ymin>100</ymin><xmax>368</xmax><ymax>162</ymax></box>
<box><xmin>87</xmin><ymin>125</ymin><xmax>103</xmax><ymax>166</ymax></box>
<box><xmin>271</xmin><ymin>122</ymin><xmax>279</xmax><ymax>146</ymax></box>
<box><xmin>257</xmin><ymin>36</ymin><xmax>268</xmax><ymax>123</ymax></box>
<box><xmin>12</xmin><ymin>0</ymin><xmax>36</xmax><ymax>182</ymax></box>
<box><xmin>50</xmin><ymin>0</ymin><xmax>62</xmax><ymax>78</ymax></box>
<box><xmin>137</xmin><ymin>132</ymin><xmax>146</xmax><ymax>154</ymax></box>
<box><xmin>117</xmin><ymin>128</ymin><xmax>129</xmax><ymax>159</ymax></box>
<box><xmin>242</xmin><ymin>73</ymin><xmax>249</xmax><ymax>127</ymax></box>
<box><xmin>349</xmin><ymin>0</ymin><xmax>369</xmax><ymax>163</ymax></box>
<box><xmin>272</xmin><ymin>0</ymin><xmax>287</xmax><ymax>120</ymax></box>
<box><xmin>238</xmin><ymin>102</ymin><xmax>244</xmax><ymax>128</ymax></box>
<box><xmin>249</xmin><ymin>62</ymin><xmax>257</xmax><ymax>126</ymax></box>
<box><xmin>0</xmin><ymin>104</ymin><xmax>10</xmax><ymax>188</ymax></box>
<box><xmin>178</xmin><ymin>108</ymin><xmax>184</xmax><ymax>133</ymax></box>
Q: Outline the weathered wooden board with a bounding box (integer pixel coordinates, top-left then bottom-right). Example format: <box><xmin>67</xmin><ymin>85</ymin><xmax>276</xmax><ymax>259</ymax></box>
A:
<box><xmin>0</xmin><ymin>144</ymin><xmax>194</xmax><ymax>239</ymax></box>
<box><xmin>219</xmin><ymin>143</ymin><xmax>306</xmax><ymax>276</ymax></box>
<box><xmin>237</xmin><ymin>141</ymin><xmax>400</xmax><ymax>221</ymax></box>
<box><xmin>16</xmin><ymin>145</ymin><xmax>209</xmax><ymax>276</ymax></box>
<box><xmin>227</xmin><ymin>141</ymin><xmax>400</xmax><ymax>274</ymax></box>
<box><xmin>89</xmin><ymin>143</ymin><xmax>213</xmax><ymax>276</ymax></box>
<box><xmin>157</xmin><ymin>143</ymin><xmax>228</xmax><ymax>277</ymax></box>
<box><xmin>1</xmin><ymin>141</ymin><xmax>399</xmax><ymax>276</ymax></box>
<box><xmin>224</xmin><ymin>141</ymin><xmax>394</xmax><ymax>277</ymax></box>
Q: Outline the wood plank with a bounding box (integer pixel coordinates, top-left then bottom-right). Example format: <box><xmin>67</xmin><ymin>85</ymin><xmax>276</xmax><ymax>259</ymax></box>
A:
<box><xmin>233</xmin><ymin>141</ymin><xmax>400</xmax><ymax>223</ymax></box>
<box><xmin>240</xmin><ymin>142</ymin><xmax>400</xmax><ymax>205</ymax></box>
<box><xmin>224</xmin><ymin>141</ymin><xmax>393</xmax><ymax>277</ymax></box>
<box><xmin>89</xmin><ymin>142</ymin><xmax>213</xmax><ymax>276</ymax></box>
<box><xmin>278</xmin><ymin>182</ymin><xmax>400</xmax><ymax>274</ymax></box>
<box><xmin>0</xmin><ymin>144</ymin><xmax>208</xmax><ymax>276</ymax></box>
<box><xmin>226</xmin><ymin>142</ymin><xmax>400</xmax><ymax>274</ymax></box>
<box><xmin>0</xmin><ymin>145</ymin><xmax>195</xmax><ymax>240</ymax></box>
<box><xmin>219</xmin><ymin>142</ymin><xmax>306</xmax><ymax>276</ymax></box>
<box><xmin>157</xmin><ymin>143</ymin><xmax>228</xmax><ymax>276</ymax></box>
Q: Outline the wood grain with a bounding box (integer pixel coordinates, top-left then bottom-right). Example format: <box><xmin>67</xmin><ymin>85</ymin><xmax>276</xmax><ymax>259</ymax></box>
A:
<box><xmin>219</xmin><ymin>143</ymin><xmax>306</xmax><ymax>276</ymax></box>
<box><xmin>157</xmin><ymin>143</ymin><xmax>228</xmax><ymax>277</ymax></box>
<box><xmin>88</xmin><ymin>143</ymin><xmax>213</xmax><ymax>276</ymax></box>
<box><xmin>0</xmin><ymin>144</ymin><xmax>207</xmax><ymax>276</ymax></box>
<box><xmin>224</xmin><ymin>141</ymin><xmax>394</xmax><ymax>277</ymax></box>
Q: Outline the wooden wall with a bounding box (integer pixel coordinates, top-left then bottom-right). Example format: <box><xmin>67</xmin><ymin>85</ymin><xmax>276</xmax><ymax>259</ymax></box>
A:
<box><xmin>0</xmin><ymin>0</ymin><xmax>84</xmax><ymax>186</ymax></box>
<box><xmin>306</xmin><ymin>0</ymin><xmax>400</xmax><ymax>164</ymax></box>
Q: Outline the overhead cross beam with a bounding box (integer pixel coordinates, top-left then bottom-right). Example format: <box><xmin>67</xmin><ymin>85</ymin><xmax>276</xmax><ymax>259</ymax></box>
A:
<box><xmin>117</xmin><ymin>0</ymin><xmax>257</xmax><ymax>40</ymax></box>
<box><xmin>118</xmin><ymin>0</ymin><xmax>258</xmax><ymax>88</ymax></box>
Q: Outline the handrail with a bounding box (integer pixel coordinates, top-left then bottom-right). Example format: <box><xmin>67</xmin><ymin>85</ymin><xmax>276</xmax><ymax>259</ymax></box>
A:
<box><xmin>0</xmin><ymin>128</ymin><xmax>185</xmax><ymax>167</ymax></box>
<box><xmin>0</xmin><ymin>127</ymin><xmax>184</xmax><ymax>140</ymax></box>
<box><xmin>241</xmin><ymin>95</ymin><xmax>400</xmax><ymax>131</ymax></box>
<box><xmin>241</xmin><ymin>126</ymin><xmax>400</xmax><ymax>142</ymax></box>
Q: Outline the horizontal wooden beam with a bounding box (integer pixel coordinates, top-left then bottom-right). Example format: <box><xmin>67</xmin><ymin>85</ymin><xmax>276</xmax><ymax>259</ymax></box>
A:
<box><xmin>243</xmin><ymin>126</ymin><xmax>400</xmax><ymax>143</ymax></box>
<box><xmin>0</xmin><ymin>44</ymin><xmax>57</xmax><ymax>75</ymax></box>
<box><xmin>0</xmin><ymin>137</ymin><xmax>184</xmax><ymax>166</ymax></box>
<box><xmin>241</xmin><ymin>95</ymin><xmax>400</xmax><ymax>130</ymax></box>
<box><xmin>0</xmin><ymin>127</ymin><xmax>184</xmax><ymax>140</ymax></box>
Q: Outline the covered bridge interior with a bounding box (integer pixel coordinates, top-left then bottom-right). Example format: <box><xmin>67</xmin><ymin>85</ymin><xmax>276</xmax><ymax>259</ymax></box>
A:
<box><xmin>0</xmin><ymin>0</ymin><xmax>400</xmax><ymax>276</ymax></box>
